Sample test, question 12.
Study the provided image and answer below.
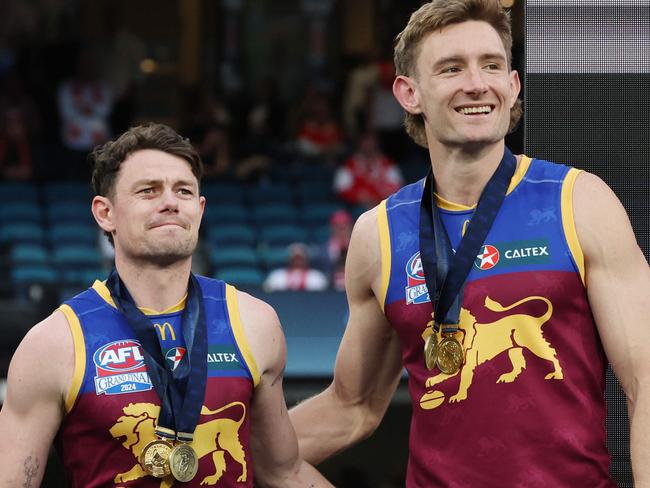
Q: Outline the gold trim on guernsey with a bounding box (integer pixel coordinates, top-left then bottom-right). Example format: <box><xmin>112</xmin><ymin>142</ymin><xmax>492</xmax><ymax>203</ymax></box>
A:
<box><xmin>561</xmin><ymin>168</ymin><xmax>586</xmax><ymax>284</ymax></box>
<box><xmin>91</xmin><ymin>280</ymin><xmax>187</xmax><ymax>315</ymax></box>
<box><xmin>377</xmin><ymin>200</ymin><xmax>392</xmax><ymax>313</ymax></box>
<box><xmin>435</xmin><ymin>155</ymin><xmax>533</xmax><ymax>211</ymax></box>
<box><xmin>225</xmin><ymin>284</ymin><xmax>261</xmax><ymax>387</ymax></box>
<box><xmin>59</xmin><ymin>304</ymin><xmax>86</xmax><ymax>413</ymax></box>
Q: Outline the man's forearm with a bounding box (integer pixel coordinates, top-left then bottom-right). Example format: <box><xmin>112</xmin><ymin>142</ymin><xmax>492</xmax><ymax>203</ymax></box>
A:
<box><xmin>290</xmin><ymin>387</ymin><xmax>377</xmax><ymax>465</ymax></box>
<box><xmin>630</xmin><ymin>385</ymin><xmax>650</xmax><ymax>487</ymax></box>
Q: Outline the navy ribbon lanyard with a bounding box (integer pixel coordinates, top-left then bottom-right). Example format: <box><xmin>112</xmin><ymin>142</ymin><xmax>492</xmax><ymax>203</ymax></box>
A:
<box><xmin>106</xmin><ymin>270</ymin><xmax>208</xmax><ymax>442</ymax></box>
<box><xmin>419</xmin><ymin>147</ymin><xmax>517</xmax><ymax>332</ymax></box>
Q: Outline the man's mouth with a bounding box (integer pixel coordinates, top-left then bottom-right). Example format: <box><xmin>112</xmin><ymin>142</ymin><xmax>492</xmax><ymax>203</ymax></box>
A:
<box><xmin>456</xmin><ymin>105</ymin><xmax>493</xmax><ymax>115</ymax></box>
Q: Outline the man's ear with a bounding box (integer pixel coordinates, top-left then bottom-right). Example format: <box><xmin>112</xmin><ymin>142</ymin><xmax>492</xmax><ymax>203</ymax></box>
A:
<box><xmin>393</xmin><ymin>75</ymin><xmax>423</xmax><ymax>115</ymax></box>
<box><xmin>91</xmin><ymin>195</ymin><xmax>116</xmax><ymax>235</ymax></box>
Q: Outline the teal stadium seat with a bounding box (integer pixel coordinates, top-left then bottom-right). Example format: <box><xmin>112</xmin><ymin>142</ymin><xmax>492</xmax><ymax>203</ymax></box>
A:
<box><xmin>215</xmin><ymin>267</ymin><xmax>264</xmax><ymax>287</ymax></box>
<box><xmin>52</xmin><ymin>245</ymin><xmax>102</xmax><ymax>267</ymax></box>
<box><xmin>10</xmin><ymin>244</ymin><xmax>49</xmax><ymax>264</ymax></box>
<box><xmin>201</xmin><ymin>181</ymin><xmax>246</xmax><ymax>204</ymax></box>
<box><xmin>248</xmin><ymin>183</ymin><xmax>294</xmax><ymax>204</ymax></box>
<box><xmin>49</xmin><ymin>223</ymin><xmax>98</xmax><ymax>246</ymax></box>
<box><xmin>259</xmin><ymin>246</ymin><xmax>289</xmax><ymax>270</ymax></box>
<box><xmin>0</xmin><ymin>222</ymin><xmax>45</xmax><ymax>245</ymax></box>
<box><xmin>11</xmin><ymin>264</ymin><xmax>58</xmax><ymax>284</ymax></box>
<box><xmin>297</xmin><ymin>182</ymin><xmax>336</xmax><ymax>204</ymax></box>
<box><xmin>299</xmin><ymin>203</ymin><xmax>342</xmax><ymax>225</ymax></box>
<box><xmin>205</xmin><ymin>224</ymin><xmax>256</xmax><ymax>247</ymax></box>
<box><xmin>0</xmin><ymin>202</ymin><xmax>43</xmax><ymax>224</ymax></box>
<box><xmin>46</xmin><ymin>202</ymin><xmax>94</xmax><ymax>225</ymax></box>
<box><xmin>259</xmin><ymin>225</ymin><xmax>307</xmax><ymax>246</ymax></box>
<box><xmin>210</xmin><ymin>246</ymin><xmax>259</xmax><ymax>269</ymax></box>
<box><xmin>251</xmin><ymin>203</ymin><xmax>298</xmax><ymax>225</ymax></box>
<box><xmin>202</xmin><ymin>203</ymin><xmax>249</xmax><ymax>225</ymax></box>
<box><xmin>0</xmin><ymin>182</ymin><xmax>38</xmax><ymax>204</ymax></box>
<box><xmin>43</xmin><ymin>182</ymin><xmax>92</xmax><ymax>203</ymax></box>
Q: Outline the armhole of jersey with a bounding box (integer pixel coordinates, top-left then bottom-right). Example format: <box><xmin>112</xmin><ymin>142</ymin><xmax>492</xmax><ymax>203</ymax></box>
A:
<box><xmin>377</xmin><ymin>199</ymin><xmax>391</xmax><ymax>313</ymax></box>
<box><xmin>58</xmin><ymin>304</ymin><xmax>86</xmax><ymax>413</ymax></box>
<box><xmin>561</xmin><ymin>168</ymin><xmax>586</xmax><ymax>285</ymax></box>
<box><xmin>225</xmin><ymin>284</ymin><xmax>261</xmax><ymax>387</ymax></box>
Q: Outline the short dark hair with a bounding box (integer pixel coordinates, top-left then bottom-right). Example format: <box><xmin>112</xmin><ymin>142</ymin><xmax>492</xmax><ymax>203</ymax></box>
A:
<box><xmin>90</xmin><ymin>122</ymin><xmax>203</xmax><ymax>244</ymax></box>
<box><xmin>90</xmin><ymin>122</ymin><xmax>203</xmax><ymax>199</ymax></box>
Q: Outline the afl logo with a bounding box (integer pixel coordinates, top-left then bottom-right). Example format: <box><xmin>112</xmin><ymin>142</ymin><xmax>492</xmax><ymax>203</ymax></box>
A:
<box><xmin>93</xmin><ymin>340</ymin><xmax>146</xmax><ymax>372</ymax></box>
<box><xmin>406</xmin><ymin>252</ymin><xmax>425</xmax><ymax>281</ymax></box>
<box><xmin>475</xmin><ymin>244</ymin><xmax>500</xmax><ymax>270</ymax></box>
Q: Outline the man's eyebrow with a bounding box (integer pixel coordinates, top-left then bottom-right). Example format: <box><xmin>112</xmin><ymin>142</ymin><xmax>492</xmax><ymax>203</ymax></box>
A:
<box><xmin>131</xmin><ymin>178</ymin><xmax>161</xmax><ymax>189</ymax></box>
<box><xmin>432</xmin><ymin>52</ymin><xmax>507</xmax><ymax>69</ymax></box>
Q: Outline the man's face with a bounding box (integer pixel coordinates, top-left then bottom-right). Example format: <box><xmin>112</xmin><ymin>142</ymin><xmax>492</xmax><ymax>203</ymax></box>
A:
<box><xmin>105</xmin><ymin>149</ymin><xmax>205</xmax><ymax>266</ymax></box>
<box><xmin>409</xmin><ymin>20</ymin><xmax>520</xmax><ymax>149</ymax></box>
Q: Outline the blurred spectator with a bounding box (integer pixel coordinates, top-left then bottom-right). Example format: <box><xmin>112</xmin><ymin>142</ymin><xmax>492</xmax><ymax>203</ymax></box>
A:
<box><xmin>342</xmin><ymin>53</ymin><xmax>379</xmax><ymax>140</ymax></box>
<box><xmin>0</xmin><ymin>108</ymin><xmax>34</xmax><ymax>180</ymax></box>
<box><xmin>58</xmin><ymin>49</ymin><xmax>113</xmax><ymax>151</ymax></box>
<box><xmin>367</xmin><ymin>60</ymin><xmax>407</xmax><ymax>162</ymax></box>
<box><xmin>264</xmin><ymin>243</ymin><xmax>328</xmax><ymax>292</ymax></box>
<box><xmin>0</xmin><ymin>71</ymin><xmax>41</xmax><ymax>180</ymax></box>
<box><xmin>324</xmin><ymin>210</ymin><xmax>353</xmax><ymax>291</ymax></box>
<box><xmin>334</xmin><ymin>132</ymin><xmax>404</xmax><ymax>208</ymax></box>
<box><xmin>294</xmin><ymin>88</ymin><xmax>344</xmax><ymax>160</ymax></box>
<box><xmin>186</xmin><ymin>85</ymin><xmax>231</xmax><ymax>179</ymax></box>
<box><xmin>234</xmin><ymin>77</ymin><xmax>286</xmax><ymax>182</ymax></box>
<box><xmin>57</xmin><ymin>48</ymin><xmax>113</xmax><ymax>177</ymax></box>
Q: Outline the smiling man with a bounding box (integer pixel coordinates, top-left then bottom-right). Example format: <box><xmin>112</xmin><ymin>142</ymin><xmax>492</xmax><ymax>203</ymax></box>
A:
<box><xmin>0</xmin><ymin>123</ymin><xmax>332</xmax><ymax>488</ymax></box>
<box><xmin>290</xmin><ymin>1</ymin><xmax>650</xmax><ymax>486</ymax></box>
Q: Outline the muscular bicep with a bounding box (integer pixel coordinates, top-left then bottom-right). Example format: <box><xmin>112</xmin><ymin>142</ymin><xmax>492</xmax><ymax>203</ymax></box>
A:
<box><xmin>0</xmin><ymin>312</ymin><xmax>71</xmax><ymax>487</ymax></box>
<box><xmin>574</xmin><ymin>172</ymin><xmax>650</xmax><ymax>394</ymax></box>
<box><xmin>331</xmin><ymin>209</ymin><xmax>403</xmax><ymax>421</ymax></box>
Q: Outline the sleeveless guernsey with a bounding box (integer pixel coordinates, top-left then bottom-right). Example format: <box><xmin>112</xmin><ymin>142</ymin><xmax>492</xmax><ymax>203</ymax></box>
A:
<box><xmin>56</xmin><ymin>276</ymin><xmax>259</xmax><ymax>487</ymax></box>
<box><xmin>378</xmin><ymin>156</ymin><xmax>615</xmax><ymax>487</ymax></box>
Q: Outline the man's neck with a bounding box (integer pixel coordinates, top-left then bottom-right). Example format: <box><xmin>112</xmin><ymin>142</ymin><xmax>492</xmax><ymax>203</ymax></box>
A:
<box><xmin>114</xmin><ymin>256</ymin><xmax>192</xmax><ymax>312</ymax></box>
<box><xmin>428</xmin><ymin>142</ymin><xmax>508</xmax><ymax>207</ymax></box>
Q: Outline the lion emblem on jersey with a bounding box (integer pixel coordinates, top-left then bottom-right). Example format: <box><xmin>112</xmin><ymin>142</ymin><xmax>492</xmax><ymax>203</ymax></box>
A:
<box><xmin>420</xmin><ymin>295</ymin><xmax>562</xmax><ymax>410</ymax></box>
<box><xmin>109</xmin><ymin>402</ymin><xmax>247</xmax><ymax>486</ymax></box>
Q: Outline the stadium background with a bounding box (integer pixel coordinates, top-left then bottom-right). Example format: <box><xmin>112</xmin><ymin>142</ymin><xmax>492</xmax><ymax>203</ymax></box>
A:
<box><xmin>0</xmin><ymin>0</ymin><xmax>646</xmax><ymax>486</ymax></box>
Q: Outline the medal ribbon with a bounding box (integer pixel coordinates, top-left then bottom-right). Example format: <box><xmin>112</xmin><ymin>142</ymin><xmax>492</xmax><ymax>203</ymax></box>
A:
<box><xmin>419</xmin><ymin>146</ymin><xmax>517</xmax><ymax>333</ymax></box>
<box><xmin>106</xmin><ymin>270</ymin><xmax>208</xmax><ymax>442</ymax></box>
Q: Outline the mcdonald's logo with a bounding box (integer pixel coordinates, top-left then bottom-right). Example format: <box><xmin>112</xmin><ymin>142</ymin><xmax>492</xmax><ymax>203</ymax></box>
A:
<box><xmin>153</xmin><ymin>322</ymin><xmax>176</xmax><ymax>341</ymax></box>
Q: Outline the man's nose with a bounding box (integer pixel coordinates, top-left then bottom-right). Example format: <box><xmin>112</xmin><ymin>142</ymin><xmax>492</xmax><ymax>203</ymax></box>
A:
<box><xmin>160</xmin><ymin>188</ymin><xmax>180</xmax><ymax>212</ymax></box>
<box><xmin>463</xmin><ymin>67</ymin><xmax>489</xmax><ymax>95</ymax></box>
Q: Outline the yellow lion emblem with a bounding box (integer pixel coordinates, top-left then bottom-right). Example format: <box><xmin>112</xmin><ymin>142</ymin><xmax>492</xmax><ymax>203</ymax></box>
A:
<box><xmin>420</xmin><ymin>295</ymin><xmax>562</xmax><ymax>410</ymax></box>
<box><xmin>109</xmin><ymin>402</ymin><xmax>247</xmax><ymax>486</ymax></box>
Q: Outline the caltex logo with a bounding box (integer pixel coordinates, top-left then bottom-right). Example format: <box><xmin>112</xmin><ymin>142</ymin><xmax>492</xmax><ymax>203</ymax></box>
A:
<box><xmin>475</xmin><ymin>245</ymin><xmax>500</xmax><ymax>270</ymax></box>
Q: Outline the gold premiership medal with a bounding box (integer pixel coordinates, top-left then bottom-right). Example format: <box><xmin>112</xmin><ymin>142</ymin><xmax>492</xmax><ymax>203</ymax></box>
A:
<box><xmin>140</xmin><ymin>439</ymin><xmax>173</xmax><ymax>478</ymax></box>
<box><xmin>436</xmin><ymin>334</ymin><xmax>464</xmax><ymax>374</ymax></box>
<box><xmin>169</xmin><ymin>443</ymin><xmax>199</xmax><ymax>482</ymax></box>
<box><xmin>424</xmin><ymin>333</ymin><xmax>439</xmax><ymax>370</ymax></box>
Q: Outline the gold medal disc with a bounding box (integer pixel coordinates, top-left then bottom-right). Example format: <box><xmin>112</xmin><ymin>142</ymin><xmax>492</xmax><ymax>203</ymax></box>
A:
<box><xmin>424</xmin><ymin>334</ymin><xmax>439</xmax><ymax>370</ymax></box>
<box><xmin>169</xmin><ymin>443</ymin><xmax>199</xmax><ymax>482</ymax></box>
<box><xmin>140</xmin><ymin>439</ymin><xmax>173</xmax><ymax>478</ymax></box>
<box><xmin>436</xmin><ymin>335</ymin><xmax>464</xmax><ymax>374</ymax></box>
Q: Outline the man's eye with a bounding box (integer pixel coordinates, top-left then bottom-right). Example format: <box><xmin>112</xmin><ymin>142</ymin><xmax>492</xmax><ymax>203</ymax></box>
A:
<box><xmin>442</xmin><ymin>66</ymin><xmax>461</xmax><ymax>73</ymax></box>
<box><xmin>178</xmin><ymin>188</ymin><xmax>193</xmax><ymax>195</ymax></box>
<box><xmin>485</xmin><ymin>63</ymin><xmax>500</xmax><ymax>70</ymax></box>
<box><xmin>139</xmin><ymin>188</ymin><xmax>154</xmax><ymax>194</ymax></box>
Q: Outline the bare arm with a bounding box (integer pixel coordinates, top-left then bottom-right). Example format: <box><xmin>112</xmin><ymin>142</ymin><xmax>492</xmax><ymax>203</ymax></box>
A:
<box><xmin>573</xmin><ymin>172</ymin><xmax>650</xmax><ymax>486</ymax></box>
<box><xmin>237</xmin><ymin>291</ymin><xmax>332</xmax><ymax>488</ymax></box>
<box><xmin>289</xmin><ymin>207</ymin><xmax>404</xmax><ymax>464</ymax></box>
<box><xmin>0</xmin><ymin>311</ymin><xmax>72</xmax><ymax>487</ymax></box>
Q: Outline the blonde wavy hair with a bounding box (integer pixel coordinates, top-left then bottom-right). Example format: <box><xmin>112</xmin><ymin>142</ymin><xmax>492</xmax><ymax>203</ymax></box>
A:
<box><xmin>394</xmin><ymin>0</ymin><xmax>523</xmax><ymax>148</ymax></box>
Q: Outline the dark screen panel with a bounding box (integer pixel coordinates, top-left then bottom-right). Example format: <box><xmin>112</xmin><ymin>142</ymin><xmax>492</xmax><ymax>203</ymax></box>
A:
<box><xmin>526</xmin><ymin>3</ymin><xmax>649</xmax><ymax>487</ymax></box>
